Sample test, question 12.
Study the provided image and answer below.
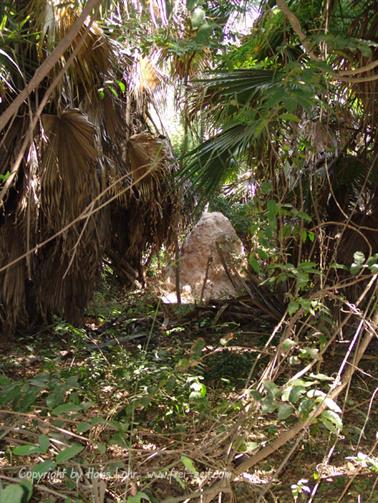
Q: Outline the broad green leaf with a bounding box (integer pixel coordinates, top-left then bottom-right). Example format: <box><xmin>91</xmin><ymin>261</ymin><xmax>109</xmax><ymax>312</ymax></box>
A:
<box><xmin>257</xmin><ymin>248</ymin><xmax>269</xmax><ymax>260</ymax></box>
<box><xmin>90</xmin><ymin>416</ymin><xmax>108</xmax><ymax>426</ymax></box>
<box><xmin>367</xmin><ymin>254</ymin><xmax>378</xmax><ymax>267</ymax></box>
<box><xmin>56</xmin><ymin>443</ymin><xmax>84</xmax><ymax>464</ymax></box>
<box><xmin>195</xmin><ymin>23</ymin><xmax>212</xmax><ymax>45</ymax></box>
<box><xmin>261</xmin><ymin>181</ymin><xmax>272</xmax><ymax>194</ymax></box>
<box><xmin>287</xmin><ymin>301</ymin><xmax>300</xmax><ymax>316</ymax></box>
<box><xmin>0</xmin><ymin>483</ymin><xmax>31</xmax><ymax>503</ymax></box>
<box><xmin>350</xmin><ymin>263</ymin><xmax>362</xmax><ymax>275</ymax></box>
<box><xmin>96</xmin><ymin>443</ymin><xmax>107</xmax><ymax>454</ymax></box>
<box><xmin>281</xmin><ymin>385</ymin><xmax>293</xmax><ymax>402</ymax></box>
<box><xmin>323</xmin><ymin>397</ymin><xmax>342</xmax><ymax>413</ymax></box>
<box><xmin>280</xmin><ymin>112</ymin><xmax>300</xmax><ymax>122</ymax></box>
<box><xmin>307</xmin><ymin>390</ymin><xmax>341</xmax><ymax>413</ymax></box>
<box><xmin>320</xmin><ymin>410</ymin><xmax>343</xmax><ymax>433</ymax></box>
<box><xmin>298</xmin><ymin>399</ymin><xmax>315</xmax><ymax>418</ymax></box>
<box><xmin>278</xmin><ymin>403</ymin><xmax>294</xmax><ymax>420</ymax></box>
<box><xmin>77</xmin><ymin>422</ymin><xmax>91</xmax><ymax>433</ymax></box>
<box><xmin>261</xmin><ymin>398</ymin><xmax>278</xmax><ymax>414</ymax></box>
<box><xmin>267</xmin><ymin>199</ymin><xmax>278</xmax><ymax>219</ymax></box>
<box><xmin>13</xmin><ymin>444</ymin><xmax>42</xmax><ymax>456</ymax></box>
<box><xmin>31</xmin><ymin>460</ymin><xmax>56</xmax><ymax>476</ymax></box>
<box><xmin>289</xmin><ymin>386</ymin><xmax>307</xmax><ymax>404</ymax></box>
<box><xmin>29</xmin><ymin>374</ymin><xmax>49</xmax><ymax>387</ymax></box>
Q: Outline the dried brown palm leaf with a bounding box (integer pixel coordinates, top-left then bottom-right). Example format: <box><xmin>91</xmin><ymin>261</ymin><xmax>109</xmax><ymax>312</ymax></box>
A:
<box><xmin>27</xmin><ymin>0</ymin><xmax>115</xmax><ymax>106</ymax></box>
<box><xmin>109</xmin><ymin>132</ymin><xmax>180</xmax><ymax>285</ymax></box>
<box><xmin>29</xmin><ymin>111</ymin><xmax>107</xmax><ymax>325</ymax></box>
<box><xmin>40</xmin><ymin>110</ymin><xmax>99</xmax><ymax>228</ymax></box>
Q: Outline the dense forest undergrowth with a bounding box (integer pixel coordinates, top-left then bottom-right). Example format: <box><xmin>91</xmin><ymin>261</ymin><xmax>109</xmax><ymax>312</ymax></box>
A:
<box><xmin>0</xmin><ymin>284</ymin><xmax>377</xmax><ymax>502</ymax></box>
<box><xmin>0</xmin><ymin>0</ymin><xmax>377</xmax><ymax>501</ymax></box>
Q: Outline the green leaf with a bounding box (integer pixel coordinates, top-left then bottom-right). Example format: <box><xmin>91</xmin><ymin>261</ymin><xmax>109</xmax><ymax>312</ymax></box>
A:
<box><xmin>261</xmin><ymin>181</ymin><xmax>273</xmax><ymax>194</ymax></box>
<box><xmin>367</xmin><ymin>254</ymin><xmax>378</xmax><ymax>267</ymax></box>
<box><xmin>52</xmin><ymin>403</ymin><xmax>82</xmax><ymax>416</ymax></box>
<box><xmin>282</xmin><ymin>338</ymin><xmax>296</xmax><ymax>353</ymax></box>
<box><xmin>263</xmin><ymin>380</ymin><xmax>279</xmax><ymax>398</ymax></box>
<box><xmin>31</xmin><ymin>460</ymin><xmax>56</xmax><ymax>476</ymax></box>
<box><xmin>196</xmin><ymin>23</ymin><xmax>213</xmax><ymax>45</ymax></box>
<box><xmin>261</xmin><ymin>398</ymin><xmax>278</xmax><ymax>414</ymax></box>
<box><xmin>257</xmin><ymin>248</ymin><xmax>269</xmax><ymax>260</ymax></box>
<box><xmin>288</xmin><ymin>301</ymin><xmax>300</xmax><ymax>316</ymax></box>
<box><xmin>0</xmin><ymin>482</ymin><xmax>32</xmax><ymax>503</ymax></box>
<box><xmin>77</xmin><ymin>422</ymin><xmax>91</xmax><ymax>433</ymax></box>
<box><xmin>181</xmin><ymin>455</ymin><xmax>198</xmax><ymax>475</ymax></box>
<box><xmin>96</xmin><ymin>442</ymin><xmax>107</xmax><ymax>454</ymax></box>
<box><xmin>369</xmin><ymin>264</ymin><xmax>378</xmax><ymax>274</ymax></box>
<box><xmin>280</xmin><ymin>112</ymin><xmax>300</xmax><ymax>122</ymax></box>
<box><xmin>117</xmin><ymin>80</ymin><xmax>126</xmax><ymax>93</ymax></box>
<box><xmin>55</xmin><ymin>443</ymin><xmax>84</xmax><ymax>464</ymax></box>
<box><xmin>278</xmin><ymin>403</ymin><xmax>294</xmax><ymax>420</ymax></box>
<box><xmin>127</xmin><ymin>492</ymin><xmax>152</xmax><ymax>503</ymax></box>
<box><xmin>186</xmin><ymin>0</ymin><xmax>198</xmax><ymax>9</ymax></box>
<box><xmin>350</xmin><ymin>263</ymin><xmax>362</xmax><ymax>275</ymax></box>
<box><xmin>249</xmin><ymin>255</ymin><xmax>261</xmax><ymax>274</ymax></box>
<box><xmin>289</xmin><ymin>386</ymin><xmax>307</xmax><ymax>404</ymax></box>
<box><xmin>353</xmin><ymin>251</ymin><xmax>365</xmax><ymax>265</ymax></box>
<box><xmin>320</xmin><ymin>410</ymin><xmax>343</xmax><ymax>433</ymax></box>
<box><xmin>13</xmin><ymin>444</ymin><xmax>42</xmax><ymax>456</ymax></box>
<box><xmin>307</xmin><ymin>231</ymin><xmax>315</xmax><ymax>242</ymax></box>
<box><xmin>298</xmin><ymin>398</ymin><xmax>315</xmax><ymax>418</ymax></box>
<box><xmin>38</xmin><ymin>435</ymin><xmax>50</xmax><ymax>453</ymax></box>
<box><xmin>267</xmin><ymin>199</ymin><xmax>278</xmax><ymax>219</ymax></box>
<box><xmin>307</xmin><ymin>390</ymin><xmax>342</xmax><ymax>414</ymax></box>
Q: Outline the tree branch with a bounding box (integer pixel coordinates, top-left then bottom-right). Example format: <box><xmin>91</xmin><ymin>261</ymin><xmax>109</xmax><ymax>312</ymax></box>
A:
<box><xmin>275</xmin><ymin>0</ymin><xmax>320</xmax><ymax>61</ymax></box>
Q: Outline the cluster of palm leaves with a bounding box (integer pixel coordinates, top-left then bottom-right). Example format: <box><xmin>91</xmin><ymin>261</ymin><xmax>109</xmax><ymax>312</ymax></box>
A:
<box><xmin>0</xmin><ymin>0</ymin><xmax>179</xmax><ymax>337</ymax></box>
<box><xmin>182</xmin><ymin>0</ymin><xmax>377</xmax><ymax>267</ymax></box>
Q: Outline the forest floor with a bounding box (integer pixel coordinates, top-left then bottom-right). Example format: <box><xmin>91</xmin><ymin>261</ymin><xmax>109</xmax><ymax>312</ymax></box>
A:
<box><xmin>0</xmin><ymin>284</ymin><xmax>377</xmax><ymax>502</ymax></box>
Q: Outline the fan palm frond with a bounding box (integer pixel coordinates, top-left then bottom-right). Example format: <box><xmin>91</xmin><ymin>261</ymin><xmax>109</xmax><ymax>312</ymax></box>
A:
<box><xmin>181</xmin><ymin>68</ymin><xmax>282</xmax><ymax>196</ymax></box>
<box><xmin>40</xmin><ymin>109</ymin><xmax>99</xmax><ymax>227</ymax></box>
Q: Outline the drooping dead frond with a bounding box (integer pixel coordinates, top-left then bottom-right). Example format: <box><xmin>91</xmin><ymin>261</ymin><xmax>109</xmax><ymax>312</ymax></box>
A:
<box><xmin>109</xmin><ymin>132</ymin><xmax>180</xmax><ymax>286</ymax></box>
<box><xmin>0</xmin><ymin>2</ymin><xmax>181</xmax><ymax>338</ymax></box>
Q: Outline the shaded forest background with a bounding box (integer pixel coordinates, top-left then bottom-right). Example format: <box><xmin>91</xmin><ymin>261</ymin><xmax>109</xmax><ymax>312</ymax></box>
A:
<box><xmin>0</xmin><ymin>1</ymin><xmax>377</xmax><ymax>502</ymax></box>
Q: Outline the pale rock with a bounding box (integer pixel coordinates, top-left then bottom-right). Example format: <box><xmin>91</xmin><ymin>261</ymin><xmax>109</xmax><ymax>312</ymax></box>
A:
<box><xmin>163</xmin><ymin>212</ymin><xmax>245</xmax><ymax>303</ymax></box>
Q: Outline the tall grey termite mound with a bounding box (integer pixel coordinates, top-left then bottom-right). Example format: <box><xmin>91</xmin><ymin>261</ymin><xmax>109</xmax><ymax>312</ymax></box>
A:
<box><xmin>163</xmin><ymin>212</ymin><xmax>245</xmax><ymax>303</ymax></box>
